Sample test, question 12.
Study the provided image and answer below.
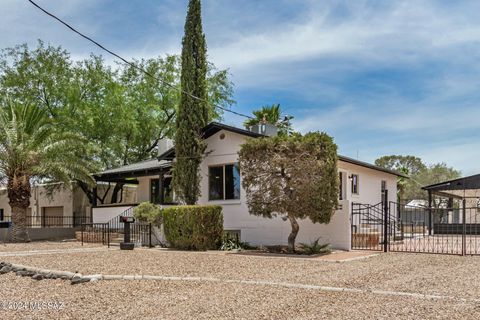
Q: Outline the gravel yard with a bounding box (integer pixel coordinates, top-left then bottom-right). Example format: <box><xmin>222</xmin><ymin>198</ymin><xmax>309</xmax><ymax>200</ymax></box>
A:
<box><xmin>0</xmin><ymin>241</ymin><xmax>102</xmax><ymax>252</ymax></box>
<box><xmin>1</xmin><ymin>243</ymin><xmax>480</xmax><ymax>319</ymax></box>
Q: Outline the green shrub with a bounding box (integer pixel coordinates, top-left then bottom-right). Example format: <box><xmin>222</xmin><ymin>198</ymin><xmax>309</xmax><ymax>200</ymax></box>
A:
<box><xmin>162</xmin><ymin>205</ymin><xmax>223</xmax><ymax>250</ymax></box>
<box><xmin>133</xmin><ymin>202</ymin><xmax>163</xmax><ymax>225</ymax></box>
<box><xmin>299</xmin><ymin>238</ymin><xmax>331</xmax><ymax>255</ymax></box>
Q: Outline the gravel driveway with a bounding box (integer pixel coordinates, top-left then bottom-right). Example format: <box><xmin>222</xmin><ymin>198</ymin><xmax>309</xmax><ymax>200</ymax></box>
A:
<box><xmin>1</xmin><ymin>244</ymin><xmax>480</xmax><ymax>319</ymax></box>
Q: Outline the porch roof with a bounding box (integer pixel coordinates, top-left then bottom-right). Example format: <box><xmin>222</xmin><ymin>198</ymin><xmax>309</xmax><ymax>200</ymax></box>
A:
<box><xmin>94</xmin><ymin>159</ymin><xmax>171</xmax><ymax>182</ymax></box>
<box><xmin>422</xmin><ymin>174</ymin><xmax>480</xmax><ymax>199</ymax></box>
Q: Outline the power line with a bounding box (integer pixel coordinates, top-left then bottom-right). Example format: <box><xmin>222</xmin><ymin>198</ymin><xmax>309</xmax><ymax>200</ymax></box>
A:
<box><xmin>27</xmin><ymin>0</ymin><xmax>253</xmax><ymax>120</ymax></box>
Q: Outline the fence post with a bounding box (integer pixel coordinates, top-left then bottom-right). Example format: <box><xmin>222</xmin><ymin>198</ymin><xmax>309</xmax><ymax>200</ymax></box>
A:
<box><xmin>149</xmin><ymin>223</ymin><xmax>152</xmax><ymax>248</ymax></box>
<box><xmin>81</xmin><ymin>224</ymin><xmax>84</xmax><ymax>246</ymax></box>
<box><xmin>383</xmin><ymin>190</ymin><xmax>389</xmax><ymax>252</ymax></box>
<box><xmin>462</xmin><ymin>199</ymin><xmax>466</xmax><ymax>256</ymax></box>
<box><xmin>428</xmin><ymin>191</ymin><xmax>433</xmax><ymax>235</ymax></box>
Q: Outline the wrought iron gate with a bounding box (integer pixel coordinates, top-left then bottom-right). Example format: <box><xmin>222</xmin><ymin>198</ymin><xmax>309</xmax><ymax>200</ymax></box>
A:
<box><xmin>352</xmin><ymin>200</ymin><xmax>480</xmax><ymax>255</ymax></box>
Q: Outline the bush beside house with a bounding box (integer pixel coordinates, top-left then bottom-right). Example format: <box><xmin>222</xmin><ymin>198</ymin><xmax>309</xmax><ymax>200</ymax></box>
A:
<box><xmin>134</xmin><ymin>203</ymin><xmax>223</xmax><ymax>251</ymax></box>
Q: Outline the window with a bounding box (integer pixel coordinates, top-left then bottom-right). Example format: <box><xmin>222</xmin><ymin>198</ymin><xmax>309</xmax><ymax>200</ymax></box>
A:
<box><xmin>209</xmin><ymin>164</ymin><xmax>240</xmax><ymax>200</ymax></box>
<box><xmin>150</xmin><ymin>176</ymin><xmax>175</xmax><ymax>204</ymax></box>
<box><xmin>339</xmin><ymin>172</ymin><xmax>343</xmax><ymax>200</ymax></box>
<box><xmin>150</xmin><ymin>179</ymin><xmax>161</xmax><ymax>204</ymax></box>
<box><xmin>351</xmin><ymin>174</ymin><xmax>359</xmax><ymax>195</ymax></box>
<box><xmin>0</xmin><ymin>208</ymin><xmax>4</xmax><ymax>221</ymax></box>
<box><xmin>381</xmin><ymin>180</ymin><xmax>387</xmax><ymax>203</ymax></box>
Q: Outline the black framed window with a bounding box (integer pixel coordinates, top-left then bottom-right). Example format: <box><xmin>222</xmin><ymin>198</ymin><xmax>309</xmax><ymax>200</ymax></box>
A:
<box><xmin>381</xmin><ymin>180</ymin><xmax>387</xmax><ymax>203</ymax></box>
<box><xmin>339</xmin><ymin>172</ymin><xmax>343</xmax><ymax>200</ymax></box>
<box><xmin>150</xmin><ymin>177</ymin><xmax>175</xmax><ymax>204</ymax></box>
<box><xmin>150</xmin><ymin>179</ymin><xmax>161</xmax><ymax>204</ymax></box>
<box><xmin>351</xmin><ymin>174</ymin><xmax>359</xmax><ymax>195</ymax></box>
<box><xmin>209</xmin><ymin>164</ymin><xmax>240</xmax><ymax>200</ymax></box>
<box><xmin>0</xmin><ymin>208</ymin><xmax>4</xmax><ymax>221</ymax></box>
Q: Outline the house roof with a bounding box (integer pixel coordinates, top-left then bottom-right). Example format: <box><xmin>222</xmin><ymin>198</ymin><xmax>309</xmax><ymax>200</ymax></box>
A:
<box><xmin>159</xmin><ymin>123</ymin><xmax>407</xmax><ymax>178</ymax></box>
<box><xmin>101</xmin><ymin>122</ymin><xmax>407</xmax><ymax>180</ymax></box>
<box><xmin>94</xmin><ymin>159</ymin><xmax>171</xmax><ymax>182</ymax></box>
<box><xmin>422</xmin><ymin>174</ymin><xmax>480</xmax><ymax>199</ymax></box>
<box><xmin>338</xmin><ymin>155</ymin><xmax>408</xmax><ymax>178</ymax></box>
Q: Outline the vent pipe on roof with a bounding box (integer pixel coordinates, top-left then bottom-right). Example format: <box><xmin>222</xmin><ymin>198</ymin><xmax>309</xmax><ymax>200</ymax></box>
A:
<box><xmin>247</xmin><ymin>123</ymin><xmax>278</xmax><ymax>136</ymax></box>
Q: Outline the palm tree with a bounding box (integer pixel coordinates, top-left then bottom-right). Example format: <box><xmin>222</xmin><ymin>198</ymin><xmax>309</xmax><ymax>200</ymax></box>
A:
<box><xmin>244</xmin><ymin>104</ymin><xmax>294</xmax><ymax>136</ymax></box>
<box><xmin>0</xmin><ymin>99</ymin><xmax>93</xmax><ymax>242</ymax></box>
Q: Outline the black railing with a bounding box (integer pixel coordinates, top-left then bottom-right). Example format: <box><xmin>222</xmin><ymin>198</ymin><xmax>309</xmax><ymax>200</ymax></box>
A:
<box><xmin>81</xmin><ymin>223</ymin><xmax>110</xmax><ymax>248</ymax></box>
<box><xmin>1</xmin><ymin>215</ymin><xmax>91</xmax><ymax>228</ymax></box>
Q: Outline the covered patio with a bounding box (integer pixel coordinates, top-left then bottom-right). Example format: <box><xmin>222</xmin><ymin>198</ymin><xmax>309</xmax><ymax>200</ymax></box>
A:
<box><xmin>92</xmin><ymin>159</ymin><xmax>174</xmax><ymax>223</ymax></box>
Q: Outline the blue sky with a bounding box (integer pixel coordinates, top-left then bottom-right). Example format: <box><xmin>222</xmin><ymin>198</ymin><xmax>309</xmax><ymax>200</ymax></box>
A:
<box><xmin>1</xmin><ymin>0</ymin><xmax>480</xmax><ymax>174</ymax></box>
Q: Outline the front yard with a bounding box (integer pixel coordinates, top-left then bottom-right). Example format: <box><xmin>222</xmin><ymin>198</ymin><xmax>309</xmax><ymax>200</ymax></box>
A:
<box><xmin>1</xmin><ymin>243</ymin><xmax>480</xmax><ymax>319</ymax></box>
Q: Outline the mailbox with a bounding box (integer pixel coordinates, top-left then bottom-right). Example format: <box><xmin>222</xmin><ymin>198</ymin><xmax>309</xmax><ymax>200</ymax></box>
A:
<box><xmin>119</xmin><ymin>216</ymin><xmax>135</xmax><ymax>250</ymax></box>
<box><xmin>119</xmin><ymin>216</ymin><xmax>135</xmax><ymax>223</ymax></box>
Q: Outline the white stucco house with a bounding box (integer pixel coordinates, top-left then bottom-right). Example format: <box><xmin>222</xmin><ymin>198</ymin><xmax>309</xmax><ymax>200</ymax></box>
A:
<box><xmin>92</xmin><ymin>122</ymin><xmax>405</xmax><ymax>250</ymax></box>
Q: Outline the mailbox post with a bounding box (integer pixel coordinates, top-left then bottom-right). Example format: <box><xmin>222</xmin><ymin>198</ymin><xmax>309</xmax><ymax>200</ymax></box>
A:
<box><xmin>119</xmin><ymin>216</ymin><xmax>135</xmax><ymax>250</ymax></box>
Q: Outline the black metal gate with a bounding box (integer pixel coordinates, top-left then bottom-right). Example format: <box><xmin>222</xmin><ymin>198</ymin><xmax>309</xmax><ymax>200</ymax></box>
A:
<box><xmin>352</xmin><ymin>200</ymin><xmax>480</xmax><ymax>255</ymax></box>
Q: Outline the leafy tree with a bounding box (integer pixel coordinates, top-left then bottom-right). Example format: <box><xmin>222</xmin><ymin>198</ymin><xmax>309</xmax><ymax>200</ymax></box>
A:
<box><xmin>239</xmin><ymin>132</ymin><xmax>338</xmax><ymax>252</ymax></box>
<box><xmin>375</xmin><ymin>155</ymin><xmax>461</xmax><ymax>201</ymax></box>
<box><xmin>0</xmin><ymin>41</ymin><xmax>234</xmax><ymax>204</ymax></box>
<box><xmin>244</xmin><ymin>104</ymin><xmax>294</xmax><ymax>136</ymax></box>
<box><xmin>173</xmin><ymin>0</ymin><xmax>209</xmax><ymax>205</ymax></box>
<box><xmin>407</xmin><ymin>163</ymin><xmax>461</xmax><ymax>201</ymax></box>
<box><xmin>0</xmin><ymin>99</ymin><xmax>93</xmax><ymax>242</ymax></box>
<box><xmin>374</xmin><ymin>155</ymin><xmax>426</xmax><ymax>176</ymax></box>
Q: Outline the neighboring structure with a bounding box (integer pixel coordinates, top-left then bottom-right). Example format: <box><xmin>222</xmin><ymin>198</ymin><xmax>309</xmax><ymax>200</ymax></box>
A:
<box><xmin>93</xmin><ymin>122</ymin><xmax>404</xmax><ymax>250</ymax></box>
<box><xmin>0</xmin><ymin>183</ymin><xmax>136</xmax><ymax>241</ymax></box>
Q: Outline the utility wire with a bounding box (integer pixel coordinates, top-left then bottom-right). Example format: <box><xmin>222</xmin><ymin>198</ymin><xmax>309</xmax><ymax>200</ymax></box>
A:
<box><xmin>27</xmin><ymin>0</ymin><xmax>254</xmax><ymax>120</ymax></box>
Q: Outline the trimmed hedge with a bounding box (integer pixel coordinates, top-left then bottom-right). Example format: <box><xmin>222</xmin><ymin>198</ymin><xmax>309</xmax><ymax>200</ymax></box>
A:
<box><xmin>162</xmin><ymin>205</ymin><xmax>223</xmax><ymax>251</ymax></box>
<box><xmin>133</xmin><ymin>202</ymin><xmax>163</xmax><ymax>225</ymax></box>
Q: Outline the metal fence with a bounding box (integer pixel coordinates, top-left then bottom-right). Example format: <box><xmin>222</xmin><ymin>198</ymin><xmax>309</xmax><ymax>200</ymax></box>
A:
<box><xmin>352</xmin><ymin>200</ymin><xmax>480</xmax><ymax>255</ymax></box>
<box><xmin>80</xmin><ymin>207</ymin><xmax>153</xmax><ymax>248</ymax></box>
<box><xmin>1</xmin><ymin>215</ymin><xmax>91</xmax><ymax>228</ymax></box>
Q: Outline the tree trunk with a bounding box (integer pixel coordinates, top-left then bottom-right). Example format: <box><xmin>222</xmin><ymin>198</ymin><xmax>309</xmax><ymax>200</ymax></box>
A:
<box><xmin>7</xmin><ymin>174</ymin><xmax>31</xmax><ymax>242</ymax></box>
<box><xmin>110</xmin><ymin>182</ymin><xmax>124</xmax><ymax>204</ymax></box>
<box><xmin>287</xmin><ymin>213</ymin><xmax>299</xmax><ymax>253</ymax></box>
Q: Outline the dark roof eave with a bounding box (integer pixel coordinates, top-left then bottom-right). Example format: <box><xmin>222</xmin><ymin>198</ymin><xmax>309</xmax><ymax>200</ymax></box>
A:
<box><xmin>338</xmin><ymin>155</ymin><xmax>409</xmax><ymax>178</ymax></box>
<box><xmin>422</xmin><ymin>174</ymin><xmax>480</xmax><ymax>191</ymax></box>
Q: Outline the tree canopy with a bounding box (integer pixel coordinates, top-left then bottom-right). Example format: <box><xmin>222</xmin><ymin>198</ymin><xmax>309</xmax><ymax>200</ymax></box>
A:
<box><xmin>239</xmin><ymin>132</ymin><xmax>338</xmax><ymax>252</ymax></box>
<box><xmin>375</xmin><ymin>155</ymin><xmax>461</xmax><ymax>201</ymax></box>
<box><xmin>0</xmin><ymin>41</ymin><xmax>234</xmax><ymax>203</ymax></box>
<box><xmin>0</xmin><ymin>41</ymin><xmax>233</xmax><ymax>170</ymax></box>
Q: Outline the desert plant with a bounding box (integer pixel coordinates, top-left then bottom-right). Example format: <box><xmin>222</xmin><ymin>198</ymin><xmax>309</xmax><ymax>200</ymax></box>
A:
<box><xmin>299</xmin><ymin>239</ymin><xmax>331</xmax><ymax>255</ymax></box>
<box><xmin>162</xmin><ymin>205</ymin><xmax>223</xmax><ymax>250</ymax></box>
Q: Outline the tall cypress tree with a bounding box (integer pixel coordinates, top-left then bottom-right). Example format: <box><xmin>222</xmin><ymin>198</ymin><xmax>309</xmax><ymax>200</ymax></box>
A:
<box><xmin>173</xmin><ymin>0</ymin><xmax>209</xmax><ymax>204</ymax></box>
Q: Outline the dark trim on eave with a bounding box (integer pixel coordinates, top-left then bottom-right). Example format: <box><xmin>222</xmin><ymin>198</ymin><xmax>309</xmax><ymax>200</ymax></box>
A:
<box><xmin>338</xmin><ymin>155</ymin><xmax>408</xmax><ymax>178</ymax></box>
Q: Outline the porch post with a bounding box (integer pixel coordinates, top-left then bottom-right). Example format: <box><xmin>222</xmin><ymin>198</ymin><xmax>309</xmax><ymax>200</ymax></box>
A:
<box><xmin>428</xmin><ymin>190</ymin><xmax>433</xmax><ymax>235</ymax></box>
<box><xmin>159</xmin><ymin>172</ymin><xmax>165</xmax><ymax>205</ymax></box>
<box><xmin>92</xmin><ymin>186</ymin><xmax>98</xmax><ymax>208</ymax></box>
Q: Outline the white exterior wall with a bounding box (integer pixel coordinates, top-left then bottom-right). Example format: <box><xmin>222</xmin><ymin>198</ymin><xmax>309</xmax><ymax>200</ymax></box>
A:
<box><xmin>338</xmin><ymin>161</ymin><xmax>398</xmax><ymax>205</ymax></box>
<box><xmin>92</xmin><ymin>205</ymin><xmax>135</xmax><ymax>223</ymax></box>
<box><xmin>196</xmin><ymin>130</ymin><xmax>398</xmax><ymax>250</ymax></box>
<box><xmin>90</xmin><ymin>129</ymin><xmax>399</xmax><ymax>251</ymax></box>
